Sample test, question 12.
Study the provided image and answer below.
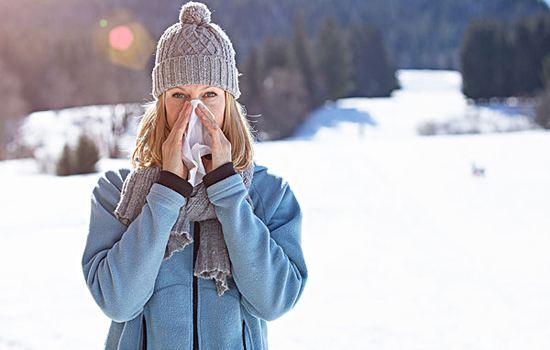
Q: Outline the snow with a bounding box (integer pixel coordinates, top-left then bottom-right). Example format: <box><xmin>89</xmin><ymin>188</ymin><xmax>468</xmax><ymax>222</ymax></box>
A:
<box><xmin>16</xmin><ymin>104</ymin><xmax>140</xmax><ymax>174</ymax></box>
<box><xmin>1</xmin><ymin>69</ymin><xmax>549</xmax><ymax>349</ymax></box>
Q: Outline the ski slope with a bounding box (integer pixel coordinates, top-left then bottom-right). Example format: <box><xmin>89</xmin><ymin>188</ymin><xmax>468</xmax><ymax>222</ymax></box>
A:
<box><xmin>1</xmin><ymin>69</ymin><xmax>549</xmax><ymax>349</ymax></box>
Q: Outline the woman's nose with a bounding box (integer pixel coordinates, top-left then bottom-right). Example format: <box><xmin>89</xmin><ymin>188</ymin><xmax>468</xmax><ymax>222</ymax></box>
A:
<box><xmin>186</xmin><ymin>91</ymin><xmax>205</xmax><ymax>100</ymax></box>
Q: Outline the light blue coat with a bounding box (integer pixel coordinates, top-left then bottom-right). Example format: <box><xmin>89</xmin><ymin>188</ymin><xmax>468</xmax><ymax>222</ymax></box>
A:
<box><xmin>81</xmin><ymin>161</ymin><xmax>308</xmax><ymax>349</ymax></box>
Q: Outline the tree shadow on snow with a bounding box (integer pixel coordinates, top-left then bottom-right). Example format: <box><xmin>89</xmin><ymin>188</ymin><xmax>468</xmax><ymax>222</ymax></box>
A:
<box><xmin>288</xmin><ymin>104</ymin><xmax>377</xmax><ymax>140</ymax></box>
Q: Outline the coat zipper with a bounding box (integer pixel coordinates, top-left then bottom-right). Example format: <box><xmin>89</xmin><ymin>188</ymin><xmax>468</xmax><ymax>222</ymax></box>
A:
<box><xmin>141</xmin><ymin>315</ymin><xmax>147</xmax><ymax>349</ymax></box>
<box><xmin>242</xmin><ymin>319</ymin><xmax>247</xmax><ymax>350</ymax></box>
<box><xmin>193</xmin><ymin>221</ymin><xmax>200</xmax><ymax>350</ymax></box>
<box><xmin>193</xmin><ymin>222</ymin><xmax>246</xmax><ymax>350</ymax></box>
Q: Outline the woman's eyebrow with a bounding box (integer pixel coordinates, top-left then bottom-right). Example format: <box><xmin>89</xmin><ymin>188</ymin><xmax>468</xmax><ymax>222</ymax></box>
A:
<box><xmin>174</xmin><ymin>86</ymin><xmax>211</xmax><ymax>91</ymax></box>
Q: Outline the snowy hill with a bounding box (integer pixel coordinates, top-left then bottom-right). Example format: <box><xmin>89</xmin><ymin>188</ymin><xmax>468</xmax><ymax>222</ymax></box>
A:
<box><xmin>1</xmin><ymin>69</ymin><xmax>549</xmax><ymax>349</ymax></box>
<box><xmin>292</xmin><ymin>70</ymin><xmax>535</xmax><ymax>140</ymax></box>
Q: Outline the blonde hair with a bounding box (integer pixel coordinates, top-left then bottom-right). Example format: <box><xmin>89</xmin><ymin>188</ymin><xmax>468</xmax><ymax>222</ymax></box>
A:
<box><xmin>131</xmin><ymin>90</ymin><xmax>256</xmax><ymax>172</ymax></box>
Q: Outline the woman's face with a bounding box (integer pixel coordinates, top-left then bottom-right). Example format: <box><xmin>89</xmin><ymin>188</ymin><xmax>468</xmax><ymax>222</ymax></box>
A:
<box><xmin>164</xmin><ymin>84</ymin><xmax>226</xmax><ymax>129</ymax></box>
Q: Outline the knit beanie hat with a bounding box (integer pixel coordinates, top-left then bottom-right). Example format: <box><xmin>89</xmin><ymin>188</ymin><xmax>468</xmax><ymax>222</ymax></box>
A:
<box><xmin>151</xmin><ymin>1</ymin><xmax>241</xmax><ymax>100</ymax></box>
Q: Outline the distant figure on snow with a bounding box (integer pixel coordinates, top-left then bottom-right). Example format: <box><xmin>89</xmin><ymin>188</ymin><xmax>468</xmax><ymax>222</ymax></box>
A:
<box><xmin>471</xmin><ymin>162</ymin><xmax>485</xmax><ymax>177</ymax></box>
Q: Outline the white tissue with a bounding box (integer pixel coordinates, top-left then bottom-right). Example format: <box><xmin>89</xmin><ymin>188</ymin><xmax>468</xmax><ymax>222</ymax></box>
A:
<box><xmin>181</xmin><ymin>99</ymin><xmax>213</xmax><ymax>187</ymax></box>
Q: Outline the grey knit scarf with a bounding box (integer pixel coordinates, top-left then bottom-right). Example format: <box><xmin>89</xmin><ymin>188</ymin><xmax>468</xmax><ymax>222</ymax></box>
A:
<box><xmin>113</xmin><ymin>163</ymin><xmax>255</xmax><ymax>296</ymax></box>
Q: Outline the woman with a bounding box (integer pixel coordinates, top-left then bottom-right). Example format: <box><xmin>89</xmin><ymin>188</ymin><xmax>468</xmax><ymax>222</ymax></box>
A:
<box><xmin>81</xmin><ymin>2</ymin><xmax>308</xmax><ymax>349</ymax></box>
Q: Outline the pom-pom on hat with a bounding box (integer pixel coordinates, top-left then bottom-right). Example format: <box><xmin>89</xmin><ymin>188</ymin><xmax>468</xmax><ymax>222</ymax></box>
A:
<box><xmin>179</xmin><ymin>1</ymin><xmax>211</xmax><ymax>24</ymax></box>
<box><xmin>151</xmin><ymin>1</ymin><xmax>241</xmax><ymax>99</ymax></box>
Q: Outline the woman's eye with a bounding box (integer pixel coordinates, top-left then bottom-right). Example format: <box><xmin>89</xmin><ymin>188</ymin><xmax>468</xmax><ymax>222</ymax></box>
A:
<box><xmin>171</xmin><ymin>91</ymin><xmax>216</xmax><ymax>99</ymax></box>
<box><xmin>172</xmin><ymin>92</ymin><xmax>186</xmax><ymax>98</ymax></box>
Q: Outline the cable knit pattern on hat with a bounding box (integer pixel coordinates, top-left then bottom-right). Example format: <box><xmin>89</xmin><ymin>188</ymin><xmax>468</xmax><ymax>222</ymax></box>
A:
<box><xmin>151</xmin><ymin>1</ymin><xmax>241</xmax><ymax>99</ymax></box>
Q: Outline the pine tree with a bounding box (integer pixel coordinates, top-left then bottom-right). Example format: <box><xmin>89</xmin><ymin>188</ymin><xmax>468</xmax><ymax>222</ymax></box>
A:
<box><xmin>535</xmin><ymin>88</ymin><xmax>550</xmax><ymax>129</ymax></box>
<box><xmin>543</xmin><ymin>54</ymin><xmax>550</xmax><ymax>88</ymax></box>
<box><xmin>511</xmin><ymin>19</ymin><xmax>539</xmax><ymax>95</ymax></box>
<box><xmin>315</xmin><ymin>17</ymin><xmax>354</xmax><ymax>101</ymax></box>
<box><xmin>291</xmin><ymin>13</ymin><xmax>319</xmax><ymax>109</ymax></box>
<box><xmin>461</xmin><ymin>13</ymin><xmax>550</xmax><ymax>100</ymax></box>
<box><xmin>56</xmin><ymin>132</ymin><xmax>100</xmax><ymax>176</ymax></box>
<box><xmin>511</xmin><ymin>13</ymin><xmax>550</xmax><ymax>96</ymax></box>
<box><xmin>73</xmin><ymin>132</ymin><xmax>100</xmax><ymax>174</ymax></box>
<box><xmin>261</xmin><ymin>35</ymin><xmax>294</xmax><ymax>72</ymax></box>
<box><xmin>240</xmin><ymin>45</ymin><xmax>264</xmax><ymax>116</ymax></box>
<box><xmin>348</xmin><ymin>21</ymin><xmax>398</xmax><ymax>97</ymax></box>
<box><xmin>56</xmin><ymin>143</ymin><xmax>75</xmax><ymax>176</ymax></box>
<box><xmin>460</xmin><ymin>20</ymin><xmax>511</xmax><ymax>100</ymax></box>
<box><xmin>257</xmin><ymin>66</ymin><xmax>309</xmax><ymax>140</ymax></box>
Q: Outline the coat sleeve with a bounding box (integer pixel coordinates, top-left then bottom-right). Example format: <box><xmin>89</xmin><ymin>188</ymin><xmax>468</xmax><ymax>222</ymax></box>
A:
<box><xmin>205</xmin><ymin>172</ymin><xmax>308</xmax><ymax>321</ymax></box>
<box><xmin>81</xmin><ymin>169</ymin><xmax>187</xmax><ymax>323</ymax></box>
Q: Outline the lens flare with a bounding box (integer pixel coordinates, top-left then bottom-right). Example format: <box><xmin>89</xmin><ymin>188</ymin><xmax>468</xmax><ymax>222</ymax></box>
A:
<box><xmin>93</xmin><ymin>9</ymin><xmax>155</xmax><ymax>70</ymax></box>
<box><xmin>109</xmin><ymin>25</ymin><xmax>134</xmax><ymax>51</ymax></box>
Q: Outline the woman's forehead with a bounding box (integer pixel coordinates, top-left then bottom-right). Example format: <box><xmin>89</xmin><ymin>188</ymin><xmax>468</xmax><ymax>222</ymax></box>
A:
<box><xmin>171</xmin><ymin>84</ymin><xmax>221</xmax><ymax>91</ymax></box>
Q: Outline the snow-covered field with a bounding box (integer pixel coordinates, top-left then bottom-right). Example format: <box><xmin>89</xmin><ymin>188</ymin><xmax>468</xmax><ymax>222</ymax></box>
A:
<box><xmin>1</xmin><ymin>70</ymin><xmax>549</xmax><ymax>349</ymax></box>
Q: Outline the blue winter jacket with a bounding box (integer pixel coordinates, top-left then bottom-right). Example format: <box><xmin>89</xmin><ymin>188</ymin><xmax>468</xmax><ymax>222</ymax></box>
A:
<box><xmin>81</xmin><ymin>161</ymin><xmax>308</xmax><ymax>349</ymax></box>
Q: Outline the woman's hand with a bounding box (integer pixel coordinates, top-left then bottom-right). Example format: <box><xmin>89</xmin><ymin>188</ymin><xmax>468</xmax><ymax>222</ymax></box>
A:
<box><xmin>161</xmin><ymin>100</ymin><xmax>192</xmax><ymax>179</ymax></box>
<box><xmin>196</xmin><ymin>102</ymin><xmax>232</xmax><ymax>173</ymax></box>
